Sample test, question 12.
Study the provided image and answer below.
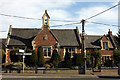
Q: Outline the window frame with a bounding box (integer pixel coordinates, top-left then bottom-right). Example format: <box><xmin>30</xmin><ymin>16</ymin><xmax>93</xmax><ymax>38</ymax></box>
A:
<box><xmin>103</xmin><ymin>42</ymin><xmax>108</xmax><ymax>50</ymax></box>
<box><xmin>64</xmin><ymin>47</ymin><xmax>76</xmax><ymax>58</ymax></box>
<box><xmin>43</xmin><ymin>46</ymin><xmax>52</xmax><ymax>58</ymax></box>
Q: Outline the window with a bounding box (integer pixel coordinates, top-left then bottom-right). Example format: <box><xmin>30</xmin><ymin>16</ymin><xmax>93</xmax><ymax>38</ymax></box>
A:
<box><xmin>43</xmin><ymin>47</ymin><xmax>51</xmax><ymax>57</ymax></box>
<box><xmin>65</xmin><ymin>48</ymin><xmax>76</xmax><ymax>58</ymax></box>
<box><xmin>45</xmin><ymin>16</ymin><xmax>48</xmax><ymax>25</ymax></box>
<box><xmin>103</xmin><ymin>42</ymin><xmax>108</xmax><ymax>50</ymax></box>
<box><xmin>102</xmin><ymin>56</ymin><xmax>111</xmax><ymax>63</ymax></box>
<box><xmin>43</xmin><ymin>35</ymin><xmax>47</xmax><ymax>40</ymax></box>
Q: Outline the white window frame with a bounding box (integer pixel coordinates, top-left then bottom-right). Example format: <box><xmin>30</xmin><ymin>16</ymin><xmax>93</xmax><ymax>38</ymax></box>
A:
<box><xmin>102</xmin><ymin>42</ymin><xmax>108</xmax><ymax>50</ymax></box>
<box><xmin>43</xmin><ymin>46</ymin><xmax>52</xmax><ymax>58</ymax></box>
<box><xmin>102</xmin><ymin>55</ymin><xmax>111</xmax><ymax>62</ymax></box>
<box><xmin>64</xmin><ymin>47</ymin><xmax>77</xmax><ymax>58</ymax></box>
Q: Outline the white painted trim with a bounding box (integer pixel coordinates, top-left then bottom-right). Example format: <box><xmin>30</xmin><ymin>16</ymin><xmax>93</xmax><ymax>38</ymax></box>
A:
<box><xmin>42</xmin><ymin>46</ymin><xmax>52</xmax><ymax>58</ymax></box>
<box><xmin>102</xmin><ymin>55</ymin><xmax>111</xmax><ymax>56</ymax></box>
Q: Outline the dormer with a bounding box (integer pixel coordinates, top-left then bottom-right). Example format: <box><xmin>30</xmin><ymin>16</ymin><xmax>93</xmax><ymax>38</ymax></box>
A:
<box><xmin>42</xmin><ymin>10</ymin><xmax>50</xmax><ymax>30</ymax></box>
<box><xmin>101</xmin><ymin>35</ymin><xmax>109</xmax><ymax>50</ymax></box>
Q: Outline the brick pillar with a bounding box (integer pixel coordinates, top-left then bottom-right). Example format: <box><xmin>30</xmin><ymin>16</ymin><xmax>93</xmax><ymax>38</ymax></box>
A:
<box><xmin>6</xmin><ymin>49</ymin><xmax>11</xmax><ymax>63</ymax></box>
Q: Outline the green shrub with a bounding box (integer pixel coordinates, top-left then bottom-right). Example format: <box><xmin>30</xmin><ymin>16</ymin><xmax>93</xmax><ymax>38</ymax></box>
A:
<box><xmin>71</xmin><ymin>66</ymin><xmax>79</xmax><ymax>69</ymax></box>
<box><xmin>25</xmin><ymin>49</ymin><xmax>37</xmax><ymax>67</ymax></box>
<box><xmin>113</xmin><ymin>49</ymin><xmax>120</xmax><ymax>66</ymax></box>
<box><xmin>72</xmin><ymin>53</ymin><xmax>84</xmax><ymax>67</ymax></box>
<box><xmin>64</xmin><ymin>52</ymin><xmax>72</xmax><ymax>68</ymax></box>
<box><xmin>0</xmin><ymin>49</ymin><xmax>6</xmax><ymax>63</ymax></box>
<box><xmin>104</xmin><ymin>60</ymin><xmax>113</xmax><ymax>67</ymax></box>
<box><xmin>50</xmin><ymin>50</ymin><xmax>61</xmax><ymax>68</ymax></box>
<box><xmin>10</xmin><ymin>49</ymin><xmax>22</xmax><ymax>62</ymax></box>
<box><xmin>37</xmin><ymin>47</ymin><xmax>45</xmax><ymax>67</ymax></box>
<box><xmin>91</xmin><ymin>49</ymin><xmax>102</xmax><ymax>68</ymax></box>
<box><xmin>44</xmin><ymin>64</ymin><xmax>51</xmax><ymax>68</ymax></box>
<box><xmin>86</xmin><ymin>52</ymin><xmax>92</xmax><ymax>68</ymax></box>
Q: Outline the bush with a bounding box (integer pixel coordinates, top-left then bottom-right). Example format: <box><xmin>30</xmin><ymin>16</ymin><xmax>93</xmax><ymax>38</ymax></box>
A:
<box><xmin>50</xmin><ymin>50</ymin><xmax>61</xmax><ymax>68</ymax></box>
<box><xmin>104</xmin><ymin>60</ymin><xmax>113</xmax><ymax>67</ymax></box>
<box><xmin>64</xmin><ymin>52</ymin><xmax>72</xmax><ymax>68</ymax></box>
<box><xmin>0</xmin><ymin>49</ymin><xmax>6</xmax><ymax>63</ymax></box>
<box><xmin>10</xmin><ymin>49</ymin><xmax>22</xmax><ymax>62</ymax></box>
<box><xmin>25</xmin><ymin>49</ymin><xmax>38</xmax><ymax>67</ymax></box>
<box><xmin>86</xmin><ymin>52</ymin><xmax>92</xmax><ymax>68</ymax></box>
<box><xmin>91</xmin><ymin>49</ymin><xmax>102</xmax><ymax>68</ymax></box>
<box><xmin>71</xmin><ymin>66</ymin><xmax>79</xmax><ymax>69</ymax></box>
<box><xmin>12</xmin><ymin>62</ymin><xmax>25</xmax><ymax>68</ymax></box>
<box><xmin>44</xmin><ymin>64</ymin><xmax>51</xmax><ymax>68</ymax></box>
<box><xmin>37</xmin><ymin>47</ymin><xmax>45</xmax><ymax>67</ymax></box>
<box><xmin>72</xmin><ymin>53</ymin><xmax>84</xmax><ymax>67</ymax></box>
<box><xmin>113</xmin><ymin>49</ymin><xmax>120</xmax><ymax>66</ymax></box>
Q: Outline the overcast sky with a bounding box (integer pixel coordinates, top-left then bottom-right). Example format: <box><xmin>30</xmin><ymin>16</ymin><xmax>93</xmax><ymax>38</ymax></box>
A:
<box><xmin>0</xmin><ymin>0</ymin><xmax>119</xmax><ymax>38</ymax></box>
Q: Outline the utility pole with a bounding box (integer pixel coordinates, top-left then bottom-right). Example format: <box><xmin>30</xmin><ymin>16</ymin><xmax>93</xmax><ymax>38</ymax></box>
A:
<box><xmin>81</xmin><ymin>19</ymin><xmax>86</xmax><ymax>74</ymax></box>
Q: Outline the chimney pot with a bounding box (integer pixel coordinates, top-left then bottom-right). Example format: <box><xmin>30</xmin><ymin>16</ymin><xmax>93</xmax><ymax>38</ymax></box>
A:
<box><xmin>108</xmin><ymin>29</ymin><xmax>112</xmax><ymax>35</ymax></box>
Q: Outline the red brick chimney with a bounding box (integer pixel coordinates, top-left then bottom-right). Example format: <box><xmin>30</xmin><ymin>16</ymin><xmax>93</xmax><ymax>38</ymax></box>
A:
<box><xmin>108</xmin><ymin>29</ymin><xmax>112</xmax><ymax>35</ymax></box>
<box><xmin>76</xmin><ymin>26</ymin><xmax>79</xmax><ymax>33</ymax></box>
<box><xmin>8</xmin><ymin>25</ymin><xmax>12</xmax><ymax>35</ymax></box>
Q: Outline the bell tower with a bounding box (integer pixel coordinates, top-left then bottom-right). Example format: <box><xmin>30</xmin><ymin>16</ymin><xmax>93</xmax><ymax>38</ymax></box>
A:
<box><xmin>42</xmin><ymin>10</ymin><xmax>50</xmax><ymax>29</ymax></box>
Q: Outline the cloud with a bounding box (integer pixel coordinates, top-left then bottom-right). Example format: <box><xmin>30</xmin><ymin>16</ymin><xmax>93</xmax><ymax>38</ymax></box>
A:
<box><xmin>0</xmin><ymin>1</ymin><xmax>118</xmax><ymax>38</ymax></box>
<box><xmin>76</xmin><ymin>5</ymin><xmax>118</xmax><ymax>22</ymax></box>
<box><xmin>76</xmin><ymin>5</ymin><xmax>118</xmax><ymax>35</ymax></box>
<box><xmin>0</xmin><ymin>0</ymin><xmax>75</xmax><ymax>38</ymax></box>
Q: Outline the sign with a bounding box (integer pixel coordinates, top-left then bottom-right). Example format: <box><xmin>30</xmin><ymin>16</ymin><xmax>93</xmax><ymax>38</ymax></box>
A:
<box><xmin>16</xmin><ymin>53</ymin><xmax>23</xmax><ymax>55</ymax></box>
<box><xmin>19</xmin><ymin>50</ymin><xmax>24</xmax><ymax>53</ymax></box>
<box><xmin>16</xmin><ymin>53</ymin><xmax>32</xmax><ymax>55</ymax></box>
<box><xmin>16</xmin><ymin>51</ymin><xmax>32</xmax><ymax>73</ymax></box>
<box><xmin>23</xmin><ymin>53</ymin><xmax>32</xmax><ymax>55</ymax></box>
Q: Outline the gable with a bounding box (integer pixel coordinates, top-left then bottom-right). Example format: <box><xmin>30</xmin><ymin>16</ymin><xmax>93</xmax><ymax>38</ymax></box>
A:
<box><xmin>101</xmin><ymin>35</ymin><xmax>108</xmax><ymax>42</ymax></box>
<box><xmin>85</xmin><ymin>35</ymin><xmax>101</xmax><ymax>48</ymax></box>
<box><xmin>33</xmin><ymin>29</ymin><xmax>57</xmax><ymax>46</ymax></box>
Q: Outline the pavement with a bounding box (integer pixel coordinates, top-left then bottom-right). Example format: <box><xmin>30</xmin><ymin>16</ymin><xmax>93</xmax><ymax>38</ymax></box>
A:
<box><xmin>1</xmin><ymin>69</ymin><xmax>120</xmax><ymax>79</ymax></box>
<box><xmin>1</xmin><ymin>73</ymin><xmax>120</xmax><ymax>79</ymax></box>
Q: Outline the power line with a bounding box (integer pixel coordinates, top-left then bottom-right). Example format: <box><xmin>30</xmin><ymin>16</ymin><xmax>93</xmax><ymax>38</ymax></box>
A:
<box><xmin>0</xmin><ymin>31</ymin><xmax>7</xmax><ymax>32</ymax></box>
<box><xmin>86</xmin><ymin>21</ymin><xmax>120</xmax><ymax>27</ymax></box>
<box><xmin>0</xmin><ymin>13</ymin><xmax>42</xmax><ymax>20</ymax></box>
<box><xmin>0</xmin><ymin>13</ymin><xmax>79</xmax><ymax>22</ymax></box>
<box><xmin>85</xmin><ymin>1</ymin><xmax>120</xmax><ymax>20</ymax></box>
<box><xmin>50</xmin><ymin>19</ymin><xmax>78</xmax><ymax>22</ymax></box>
<box><xmin>50</xmin><ymin>22</ymin><xmax>81</xmax><ymax>27</ymax></box>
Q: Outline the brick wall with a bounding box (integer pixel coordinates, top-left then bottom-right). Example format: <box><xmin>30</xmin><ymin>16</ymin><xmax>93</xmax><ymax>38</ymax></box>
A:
<box><xmin>100</xmin><ymin>50</ymin><xmax>113</xmax><ymax>56</ymax></box>
<box><xmin>102</xmin><ymin>36</ymin><xmax>108</xmax><ymax>42</ymax></box>
<box><xmin>33</xmin><ymin>28</ymin><xmax>57</xmax><ymax>47</ymax></box>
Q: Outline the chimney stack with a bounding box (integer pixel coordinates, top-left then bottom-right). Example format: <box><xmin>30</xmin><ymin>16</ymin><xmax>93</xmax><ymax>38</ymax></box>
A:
<box><xmin>108</xmin><ymin>29</ymin><xmax>112</xmax><ymax>35</ymax></box>
<box><xmin>76</xmin><ymin>26</ymin><xmax>79</xmax><ymax>33</ymax></box>
<box><xmin>8</xmin><ymin>25</ymin><xmax>12</xmax><ymax>35</ymax></box>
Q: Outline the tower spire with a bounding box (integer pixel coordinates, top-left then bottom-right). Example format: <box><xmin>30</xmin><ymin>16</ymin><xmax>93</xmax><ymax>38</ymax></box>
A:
<box><xmin>42</xmin><ymin>10</ymin><xmax>50</xmax><ymax>30</ymax></box>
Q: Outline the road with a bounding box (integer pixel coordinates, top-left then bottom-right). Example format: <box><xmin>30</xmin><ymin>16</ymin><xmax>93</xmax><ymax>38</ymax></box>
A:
<box><xmin>2</xmin><ymin>78</ymin><xmax>120</xmax><ymax>80</ymax></box>
<box><xmin>1</xmin><ymin>74</ymin><xmax>120</xmax><ymax>80</ymax></box>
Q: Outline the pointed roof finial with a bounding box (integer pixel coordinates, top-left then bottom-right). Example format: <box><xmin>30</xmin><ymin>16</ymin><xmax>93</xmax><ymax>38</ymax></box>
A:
<box><xmin>45</xmin><ymin>10</ymin><xmax>47</xmax><ymax>13</ymax></box>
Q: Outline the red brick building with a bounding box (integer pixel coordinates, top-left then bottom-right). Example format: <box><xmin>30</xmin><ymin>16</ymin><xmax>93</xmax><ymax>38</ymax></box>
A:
<box><xmin>84</xmin><ymin>29</ymin><xmax>117</xmax><ymax>64</ymax></box>
<box><xmin>5</xmin><ymin>10</ymin><xmax>81</xmax><ymax>63</ymax></box>
<box><xmin>5</xmin><ymin>10</ymin><xmax>117</xmax><ymax>65</ymax></box>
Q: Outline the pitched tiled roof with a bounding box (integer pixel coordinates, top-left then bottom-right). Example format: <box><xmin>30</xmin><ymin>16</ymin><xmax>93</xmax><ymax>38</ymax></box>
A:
<box><xmin>107</xmin><ymin>34</ymin><xmax>117</xmax><ymax>49</ymax></box>
<box><xmin>85</xmin><ymin>35</ymin><xmax>115</xmax><ymax>49</ymax></box>
<box><xmin>8</xmin><ymin>28</ymin><xmax>80</xmax><ymax>47</ymax></box>
<box><xmin>0</xmin><ymin>38</ymin><xmax>6</xmax><ymax>49</ymax></box>
<box><xmin>51</xmin><ymin>29</ymin><xmax>80</xmax><ymax>46</ymax></box>
<box><xmin>85</xmin><ymin>35</ymin><xmax>101</xmax><ymax>48</ymax></box>
<box><xmin>8</xmin><ymin>28</ymin><xmax>41</xmax><ymax>46</ymax></box>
